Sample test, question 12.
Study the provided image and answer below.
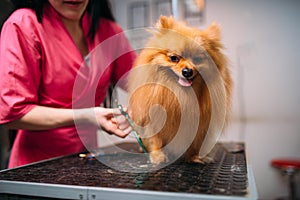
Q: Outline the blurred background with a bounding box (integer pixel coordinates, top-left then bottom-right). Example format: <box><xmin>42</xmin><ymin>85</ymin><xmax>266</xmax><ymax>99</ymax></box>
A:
<box><xmin>1</xmin><ymin>0</ymin><xmax>300</xmax><ymax>199</ymax></box>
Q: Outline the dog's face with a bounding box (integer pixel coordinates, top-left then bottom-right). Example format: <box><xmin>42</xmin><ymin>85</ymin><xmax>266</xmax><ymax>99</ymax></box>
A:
<box><xmin>148</xmin><ymin>46</ymin><xmax>206</xmax><ymax>87</ymax></box>
<box><xmin>141</xmin><ymin>16</ymin><xmax>226</xmax><ymax>88</ymax></box>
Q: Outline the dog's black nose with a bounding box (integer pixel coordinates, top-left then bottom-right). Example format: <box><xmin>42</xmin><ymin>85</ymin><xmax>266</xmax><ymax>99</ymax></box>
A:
<box><xmin>182</xmin><ymin>68</ymin><xmax>193</xmax><ymax>78</ymax></box>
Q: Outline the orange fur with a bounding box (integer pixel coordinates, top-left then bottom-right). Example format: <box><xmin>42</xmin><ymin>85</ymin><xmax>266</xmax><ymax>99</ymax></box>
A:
<box><xmin>127</xmin><ymin>16</ymin><xmax>232</xmax><ymax>164</ymax></box>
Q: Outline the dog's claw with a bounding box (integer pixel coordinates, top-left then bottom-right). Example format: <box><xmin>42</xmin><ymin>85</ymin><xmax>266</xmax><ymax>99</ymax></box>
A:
<box><xmin>187</xmin><ymin>155</ymin><xmax>215</xmax><ymax>164</ymax></box>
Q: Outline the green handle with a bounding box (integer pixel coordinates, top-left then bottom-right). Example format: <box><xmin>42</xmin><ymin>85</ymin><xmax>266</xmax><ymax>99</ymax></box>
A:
<box><xmin>118</xmin><ymin>105</ymin><xmax>148</xmax><ymax>154</ymax></box>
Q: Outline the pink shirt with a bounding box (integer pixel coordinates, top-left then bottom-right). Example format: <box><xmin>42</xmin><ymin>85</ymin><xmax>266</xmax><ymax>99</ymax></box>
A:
<box><xmin>0</xmin><ymin>4</ymin><xmax>136</xmax><ymax>168</ymax></box>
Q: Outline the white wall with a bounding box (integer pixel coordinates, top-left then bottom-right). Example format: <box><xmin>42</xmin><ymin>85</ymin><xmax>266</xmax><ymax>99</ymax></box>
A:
<box><xmin>204</xmin><ymin>0</ymin><xmax>300</xmax><ymax>121</ymax></box>
<box><xmin>110</xmin><ymin>0</ymin><xmax>300</xmax><ymax>199</ymax></box>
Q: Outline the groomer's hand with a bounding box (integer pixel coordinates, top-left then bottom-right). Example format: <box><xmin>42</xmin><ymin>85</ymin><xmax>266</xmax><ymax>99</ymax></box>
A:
<box><xmin>94</xmin><ymin>107</ymin><xmax>132</xmax><ymax>138</ymax></box>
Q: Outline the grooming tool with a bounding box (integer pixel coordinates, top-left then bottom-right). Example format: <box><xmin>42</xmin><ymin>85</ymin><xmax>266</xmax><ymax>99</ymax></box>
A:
<box><xmin>117</xmin><ymin>104</ymin><xmax>148</xmax><ymax>154</ymax></box>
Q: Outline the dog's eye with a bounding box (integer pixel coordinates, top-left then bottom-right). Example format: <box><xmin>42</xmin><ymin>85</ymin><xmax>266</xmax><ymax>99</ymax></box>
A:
<box><xmin>169</xmin><ymin>55</ymin><xmax>180</xmax><ymax>63</ymax></box>
<box><xmin>193</xmin><ymin>56</ymin><xmax>202</xmax><ymax>64</ymax></box>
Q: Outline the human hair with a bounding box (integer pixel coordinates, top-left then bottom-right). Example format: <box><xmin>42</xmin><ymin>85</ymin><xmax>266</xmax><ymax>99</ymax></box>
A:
<box><xmin>10</xmin><ymin>0</ymin><xmax>115</xmax><ymax>39</ymax></box>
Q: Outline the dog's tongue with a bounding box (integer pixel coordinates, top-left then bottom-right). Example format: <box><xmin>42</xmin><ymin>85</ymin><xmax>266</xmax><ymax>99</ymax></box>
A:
<box><xmin>178</xmin><ymin>77</ymin><xmax>192</xmax><ymax>87</ymax></box>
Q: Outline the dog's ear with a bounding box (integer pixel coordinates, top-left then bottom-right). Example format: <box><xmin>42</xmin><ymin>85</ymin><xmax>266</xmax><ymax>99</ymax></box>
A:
<box><xmin>156</xmin><ymin>16</ymin><xmax>175</xmax><ymax>29</ymax></box>
<box><xmin>149</xmin><ymin>16</ymin><xmax>175</xmax><ymax>37</ymax></box>
<box><xmin>204</xmin><ymin>22</ymin><xmax>221</xmax><ymax>41</ymax></box>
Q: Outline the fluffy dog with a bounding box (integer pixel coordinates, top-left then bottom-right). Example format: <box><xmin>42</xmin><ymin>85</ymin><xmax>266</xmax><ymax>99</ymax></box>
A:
<box><xmin>127</xmin><ymin>16</ymin><xmax>232</xmax><ymax>164</ymax></box>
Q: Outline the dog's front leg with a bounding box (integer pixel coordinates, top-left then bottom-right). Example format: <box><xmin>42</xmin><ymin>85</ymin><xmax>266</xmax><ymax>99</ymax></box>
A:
<box><xmin>143</xmin><ymin>135</ymin><xmax>167</xmax><ymax>165</ymax></box>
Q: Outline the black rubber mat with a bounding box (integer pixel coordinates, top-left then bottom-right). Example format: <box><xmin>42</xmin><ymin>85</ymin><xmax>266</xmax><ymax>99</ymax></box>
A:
<box><xmin>0</xmin><ymin>143</ymin><xmax>248</xmax><ymax>196</ymax></box>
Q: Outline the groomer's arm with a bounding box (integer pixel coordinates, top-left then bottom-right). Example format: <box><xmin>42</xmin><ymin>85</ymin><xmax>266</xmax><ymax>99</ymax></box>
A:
<box><xmin>5</xmin><ymin>106</ymin><xmax>76</xmax><ymax>130</ymax></box>
<box><xmin>5</xmin><ymin>106</ymin><xmax>130</xmax><ymax>138</ymax></box>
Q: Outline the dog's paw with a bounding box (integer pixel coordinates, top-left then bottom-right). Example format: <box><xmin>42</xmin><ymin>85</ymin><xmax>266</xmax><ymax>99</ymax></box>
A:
<box><xmin>150</xmin><ymin>150</ymin><xmax>168</xmax><ymax>165</ymax></box>
<box><xmin>187</xmin><ymin>155</ymin><xmax>215</xmax><ymax>164</ymax></box>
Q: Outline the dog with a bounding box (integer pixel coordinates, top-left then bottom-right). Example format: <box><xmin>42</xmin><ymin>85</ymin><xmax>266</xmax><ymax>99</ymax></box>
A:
<box><xmin>127</xmin><ymin>16</ymin><xmax>232</xmax><ymax>164</ymax></box>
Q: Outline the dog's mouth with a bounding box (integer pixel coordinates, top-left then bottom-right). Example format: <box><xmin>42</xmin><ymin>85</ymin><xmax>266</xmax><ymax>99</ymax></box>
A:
<box><xmin>160</xmin><ymin>67</ymin><xmax>196</xmax><ymax>87</ymax></box>
<box><xmin>178</xmin><ymin>76</ymin><xmax>193</xmax><ymax>87</ymax></box>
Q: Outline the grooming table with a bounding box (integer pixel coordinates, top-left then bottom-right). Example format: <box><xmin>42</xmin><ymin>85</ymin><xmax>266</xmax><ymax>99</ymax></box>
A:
<box><xmin>0</xmin><ymin>142</ymin><xmax>257</xmax><ymax>200</ymax></box>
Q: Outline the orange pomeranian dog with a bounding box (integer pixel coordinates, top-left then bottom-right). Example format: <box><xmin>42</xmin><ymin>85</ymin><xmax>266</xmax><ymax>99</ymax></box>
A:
<box><xmin>127</xmin><ymin>16</ymin><xmax>232</xmax><ymax>164</ymax></box>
